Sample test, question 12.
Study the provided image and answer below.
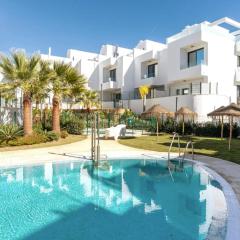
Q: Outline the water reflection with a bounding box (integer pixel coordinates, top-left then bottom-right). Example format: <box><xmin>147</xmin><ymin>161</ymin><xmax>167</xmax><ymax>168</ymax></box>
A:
<box><xmin>0</xmin><ymin>160</ymin><xmax>227</xmax><ymax>240</ymax></box>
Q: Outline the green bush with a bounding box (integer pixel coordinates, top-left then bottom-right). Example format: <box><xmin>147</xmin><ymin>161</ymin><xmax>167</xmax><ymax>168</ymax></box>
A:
<box><xmin>66</xmin><ymin>118</ymin><xmax>84</xmax><ymax>135</ymax></box>
<box><xmin>60</xmin><ymin>130</ymin><xmax>68</xmax><ymax>139</ymax></box>
<box><xmin>0</xmin><ymin>124</ymin><xmax>23</xmax><ymax>144</ymax></box>
<box><xmin>148</xmin><ymin>119</ymin><xmax>240</xmax><ymax>138</ymax></box>
<box><xmin>42</xmin><ymin>109</ymin><xmax>52</xmax><ymax>131</ymax></box>
<box><xmin>10</xmin><ymin>132</ymin><xmax>48</xmax><ymax>146</ymax></box>
<box><xmin>33</xmin><ymin>123</ymin><xmax>44</xmax><ymax>134</ymax></box>
<box><xmin>45</xmin><ymin>131</ymin><xmax>60</xmax><ymax>141</ymax></box>
<box><xmin>60</xmin><ymin>110</ymin><xmax>76</xmax><ymax>129</ymax></box>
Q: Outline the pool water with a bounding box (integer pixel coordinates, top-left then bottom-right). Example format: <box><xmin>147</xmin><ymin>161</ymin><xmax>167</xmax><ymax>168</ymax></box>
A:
<box><xmin>0</xmin><ymin>159</ymin><xmax>227</xmax><ymax>240</ymax></box>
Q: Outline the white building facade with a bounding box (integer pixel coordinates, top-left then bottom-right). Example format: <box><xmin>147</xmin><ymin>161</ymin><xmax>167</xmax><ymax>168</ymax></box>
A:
<box><xmin>40</xmin><ymin>17</ymin><xmax>240</xmax><ymax>121</ymax></box>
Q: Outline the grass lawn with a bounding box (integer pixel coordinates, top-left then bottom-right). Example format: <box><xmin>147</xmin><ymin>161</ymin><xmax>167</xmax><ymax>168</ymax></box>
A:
<box><xmin>0</xmin><ymin>134</ymin><xmax>86</xmax><ymax>152</ymax></box>
<box><xmin>119</xmin><ymin>134</ymin><xmax>240</xmax><ymax>164</ymax></box>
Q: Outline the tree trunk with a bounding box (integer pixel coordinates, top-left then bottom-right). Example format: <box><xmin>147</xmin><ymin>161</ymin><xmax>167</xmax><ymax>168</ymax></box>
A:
<box><xmin>143</xmin><ymin>96</ymin><xmax>146</xmax><ymax>112</ymax></box>
<box><xmin>52</xmin><ymin>95</ymin><xmax>61</xmax><ymax>133</ymax></box>
<box><xmin>23</xmin><ymin>92</ymin><xmax>32</xmax><ymax>136</ymax></box>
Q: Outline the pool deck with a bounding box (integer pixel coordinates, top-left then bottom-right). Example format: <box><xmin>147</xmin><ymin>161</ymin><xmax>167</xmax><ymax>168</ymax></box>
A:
<box><xmin>0</xmin><ymin>137</ymin><xmax>240</xmax><ymax>204</ymax></box>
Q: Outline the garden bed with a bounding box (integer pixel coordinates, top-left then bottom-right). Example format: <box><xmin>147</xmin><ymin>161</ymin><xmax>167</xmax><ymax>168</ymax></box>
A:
<box><xmin>0</xmin><ymin>134</ymin><xmax>86</xmax><ymax>152</ymax></box>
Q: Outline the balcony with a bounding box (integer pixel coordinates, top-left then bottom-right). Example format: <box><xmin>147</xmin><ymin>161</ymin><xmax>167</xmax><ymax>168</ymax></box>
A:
<box><xmin>102</xmin><ymin>79</ymin><xmax>118</xmax><ymax>90</ymax></box>
<box><xmin>235</xmin><ymin>68</ymin><xmax>240</xmax><ymax>84</ymax></box>
<box><xmin>175</xmin><ymin>63</ymin><xmax>208</xmax><ymax>82</ymax></box>
<box><xmin>135</xmin><ymin>75</ymin><xmax>161</xmax><ymax>88</ymax></box>
<box><xmin>235</xmin><ymin>42</ymin><xmax>240</xmax><ymax>54</ymax></box>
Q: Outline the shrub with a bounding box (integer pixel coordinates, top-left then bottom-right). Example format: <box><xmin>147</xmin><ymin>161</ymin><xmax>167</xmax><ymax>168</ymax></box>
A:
<box><xmin>0</xmin><ymin>124</ymin><xmax>23</xmax><ymax>144</ymax></box>
<box><xmin>10</xmin><ymin>132</ymin><xmax>48</xmax><ymax>146</ymax></box>
<box><xmin>60</xmin><ymin>110</ymin><xmax>76</xmax><ymax>129</ymax></box>
<box><xmin>42</xmin><ymin>109</ymin><xmax>52</xmax><ymax>131</ymax></box>
<box><xmin>45</xmin><ymin>131</ymin><xmax>60</xmax><ymax>141</ymax></box>
<box><xmin>66</xmin><ymin>119</ymin><xmax>84</xmax><ymax>135</ymax></box>
<box><xmin>33</xmin><ymin>123</ymin><xmax>44</xmax><ymax>134</ymax></box>
<box><xmin>60</xmin><ymin>130</ymin><xmax>68</xmax><ymax>139</ymax></box>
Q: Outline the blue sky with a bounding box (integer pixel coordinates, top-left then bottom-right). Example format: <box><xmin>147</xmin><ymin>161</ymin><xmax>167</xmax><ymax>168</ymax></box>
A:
<box><xmin>0</xmin><ymin>0</ymin><xmax>239</xmax><ymax>56</ymax></box>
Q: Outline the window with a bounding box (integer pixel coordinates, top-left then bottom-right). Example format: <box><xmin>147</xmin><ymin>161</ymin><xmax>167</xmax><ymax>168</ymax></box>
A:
<box><xmin>115</xmin><ymin>93</ymin><xmax>121</xmax><ymax>100</ymax></box>
<box><xmin>237</xmin><ymin>86</ymin><xmax>240</xmax><ymax>97</ymax></box>
<box><xmin>238</xmin><ymin>56</ymin><xmax>240</xmax><ymax>67</ymax></box>
<box><xmin>147</xmin><ymin>63</ymin><xmax>157</xmax><ymax>78</ymax></box>
<box><xmin>182</xmin><ymin>88</ymin><xmax>189</xmax><ymax>95</ymax></box>
<box><xmin>176</xmin><ymin>89</ymin><xmax>181</xmax><ymax>95</ymax></box>
<box><xmin>110</xmin><ymin>69</ymin><xmax>116</xmax><ymax>81</ymax></box>
<box><xmin>188</xmin><ymin>48</ymin><xmax>204</xmax><ymax>67</ymax></box>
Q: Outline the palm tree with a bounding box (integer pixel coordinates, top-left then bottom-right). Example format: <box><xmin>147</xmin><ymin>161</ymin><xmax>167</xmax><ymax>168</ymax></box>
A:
<box><xmin>33</xmin><ymin>61</ymin><xmax>52</xmax><ymax>108</ymax></box>
<box><xmin>50</xmin><ymin>62</ymin><xmax>86</xmax><ymax>132</ymax></box>
<box><xmin>82</xmin><ymin>90</ymin><xmax>99</xmax><ymax>111</ymax></box>
<box><xmin>66</xmin><ymin>69</ymin><xmax>87</xmax><ymax>109</ymax></box>
<box><xmin>32</xmin><ymin>60</ymin><xmax>53</xmax><ymax>122</ymax></box>
<box><xmin>0</xmin><ymin>51</ymin><xmax>40</xmax><ymax>136</ymax></box>
<box><xmin>139</xmin><ymin>85</ymin><xmax>149</xmax><ymax>112</ymax></box>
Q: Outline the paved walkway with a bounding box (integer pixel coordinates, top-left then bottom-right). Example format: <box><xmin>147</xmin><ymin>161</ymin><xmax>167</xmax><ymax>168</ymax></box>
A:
<box><xmin>1</xmin><ymin>137</ymin><xmax>240</xmax><ymax>203</ymax></box>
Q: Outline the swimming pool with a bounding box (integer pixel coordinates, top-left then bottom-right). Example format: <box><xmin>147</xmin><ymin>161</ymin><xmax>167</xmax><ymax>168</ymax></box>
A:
<box><xmin>0</xmin><ymin>158</ymin><xmax>229</xmax><ymax>240</ymax></box>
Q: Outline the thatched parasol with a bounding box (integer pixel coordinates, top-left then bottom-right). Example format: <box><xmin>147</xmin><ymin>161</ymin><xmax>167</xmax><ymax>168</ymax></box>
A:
<box><xmin>208</xmin><ymin>103</ymin><xmax>240</xmax><ymax>150</ymax></box>
<box><xmin>141</xmin><ymin>104</ymin><xmax>173</xmax><ymax>138</ymax></box>
<box><xmin>175</xmin><ymin>107</ymin><xmax>197</xmax><ymax>135</ymax></box>
<box><xmin>207</xmin><ymin>106</ymin><xmax>225</xmax><ymax>117</ymax></box>
<box><xmin>114</xmin><ymin>108</ymin><xmax>126</xmax><ymax>115</ymax></box>
<box><xmin>207</xmin><ymin>106</ymin><xmax>225</xmax><ymax>139</ymax></box>
<box><xmin>141</xmin><ymin>104</ymin><xmax>172</xmax><ymax>118</ymax></box>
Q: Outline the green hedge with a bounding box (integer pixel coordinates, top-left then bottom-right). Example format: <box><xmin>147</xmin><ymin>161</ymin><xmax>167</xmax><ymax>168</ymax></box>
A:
<box><xmin>152</xmin><ymin>118</ymin><xmax>240</xmax><ymax>138</ymax></box>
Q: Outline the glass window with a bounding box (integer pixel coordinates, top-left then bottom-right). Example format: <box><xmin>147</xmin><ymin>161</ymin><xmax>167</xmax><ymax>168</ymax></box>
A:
<box><xmin>188</xmin><ymin>48</ymin><xmax>204</xmax><ymax>67</ymax></box>
<box><xmin>110</xmin><ymin>69</ymin><xmax>116</xmax><ymax>81</ymax></box>
<box><xmin>182</xmin><ymin>88</ymin><xmax>189</xmax><ymax>95</ymax></box>
<box><xmin>115</xmin><ymin>93</ymin><xmax>121</xmax><ymax>100</ymax></box>
<box><xmin>237</xmin><ymin>56</ymin><xmax>240</xmax><ymax>67</ymax></box>
<box><xmin>237</xmin><ymin>86</ymin><xmax>240</xmax><ymax>97</ymax></box>
<box><xmin>176</xmin><ymin>89</ymin><xmax>181</xmax><ymax>95</ymax></box>
<box><xmin>147</xmin><ymin>63</ymin><xmax>157</xmax><ymax>77</ymax></box>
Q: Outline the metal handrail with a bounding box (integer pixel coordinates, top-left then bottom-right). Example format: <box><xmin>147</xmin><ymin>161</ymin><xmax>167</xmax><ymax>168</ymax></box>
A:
<box><xmin>168</xmin><ymin>132</ymin><xmax>181</xmax><ymax>162</ymax></box>
<box><xmin>181</xmin><ymin>141</ymin><xmax>194</xmax><ymax>163</ymax></box>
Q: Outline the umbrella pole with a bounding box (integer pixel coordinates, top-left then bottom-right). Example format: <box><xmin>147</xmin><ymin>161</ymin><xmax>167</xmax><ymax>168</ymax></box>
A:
<box><xmin>228</xmin><ymin>116</ymin><xmax>233</xmax><ymax>151</ymax></box>
<box><xmin>182</xmin><ymin>115</ymin><xmax>185</xmax><ymax>135</ymax></box>
<box><xmin>221</xmin><ymin>115</ymin><xmax>224</xmax><ymax>139</ymax></box>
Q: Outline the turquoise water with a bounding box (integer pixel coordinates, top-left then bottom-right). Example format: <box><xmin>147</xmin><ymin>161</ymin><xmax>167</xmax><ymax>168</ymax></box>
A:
<box><xmin>0</xmin><ymin>159</ymin><xmax>227</xmax><ymax>240</ymax></box>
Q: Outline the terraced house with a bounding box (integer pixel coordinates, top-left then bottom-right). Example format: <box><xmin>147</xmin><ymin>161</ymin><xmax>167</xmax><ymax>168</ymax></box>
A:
<box><xmin>4</xmin><ymin>17</ymin><xmax>238</xmax><ymax>122</ymax></box>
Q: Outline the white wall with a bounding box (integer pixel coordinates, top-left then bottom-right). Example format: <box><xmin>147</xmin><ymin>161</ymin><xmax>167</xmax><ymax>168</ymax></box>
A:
<box><xmin>112</xmin><ymin>94</ymin><xmax>230</xmax><ymax>122</ymax></box>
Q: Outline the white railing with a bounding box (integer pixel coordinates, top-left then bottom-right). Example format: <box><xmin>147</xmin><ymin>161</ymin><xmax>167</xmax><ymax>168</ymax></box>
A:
<box><xmin>102</xmin><ymin>79</ymin><xmax>118</xmax><ymax>90</ymax></box>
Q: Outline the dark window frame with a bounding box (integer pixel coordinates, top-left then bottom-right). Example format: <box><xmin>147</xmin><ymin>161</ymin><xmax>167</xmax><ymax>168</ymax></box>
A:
<box><xmin>188</xmin><ymin>48</ymin><xmax>204</xmax><ymax>68</ymax></box>
<box><xmin>237</xmin><ymin>56</ymin><xmax>240</xmax><ymax>67</ymax></box>
<box><xmin>182</xmin><ymin>88</ymin><xmax>189</xmax><ymax>95</ymax></box>
<box><xmin>147</xmin><ymin>63</ymin><xmax>157</xmax><ymax>78</ymax></box>
<box><xmin>110</xmin><ymin>69</ymin><xmax>116</xmax><ymax>82</ymax></box>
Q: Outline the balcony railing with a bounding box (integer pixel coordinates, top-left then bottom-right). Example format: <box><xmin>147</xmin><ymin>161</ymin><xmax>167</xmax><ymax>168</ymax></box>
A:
<box><xmin>102</xmin><ymin>78</ymin><xmax>118</xmax><ymax>90</ymax></box>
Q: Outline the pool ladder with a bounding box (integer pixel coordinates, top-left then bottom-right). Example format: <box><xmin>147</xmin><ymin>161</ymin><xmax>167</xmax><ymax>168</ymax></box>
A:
<box><xmin>167</xmin><ymin>133</ymin><xmax>194</xmax><ymax>180</ymax></box>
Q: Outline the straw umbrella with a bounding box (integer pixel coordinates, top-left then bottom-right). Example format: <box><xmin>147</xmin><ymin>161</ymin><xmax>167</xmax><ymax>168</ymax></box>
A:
<box><xmin>208</xmin><ymin>103</ymin><xmax>240</xmax><ymax>150</ymax></box>
<box><xmin>175</xmin><ymin>107</ymin><xmax>197</xmax><ymax>135</ymax></box>
<box><xmin>141</xmin><ymin>104</ymin><xmax>173</xmax><ymax>138</ymax></box>
<box><xmin>207</xmin><ymin>106</ymin><xmax>225</xmax><ymax>139</ymax></box>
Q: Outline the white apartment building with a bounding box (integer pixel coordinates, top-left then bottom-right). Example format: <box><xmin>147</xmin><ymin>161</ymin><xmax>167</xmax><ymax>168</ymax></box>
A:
<box><xmin>40</xmin><ymin>17</ymin><xmax>240</xmax><ymax>121</ymax></box>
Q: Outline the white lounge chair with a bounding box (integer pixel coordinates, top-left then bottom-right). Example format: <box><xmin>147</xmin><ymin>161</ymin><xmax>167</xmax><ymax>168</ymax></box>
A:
<box><xmin>105</xmin><ymin>124</ymin><xmax>126</xmax><ymax>140</ymax></box>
